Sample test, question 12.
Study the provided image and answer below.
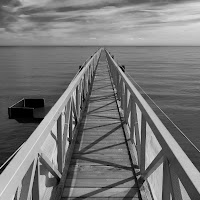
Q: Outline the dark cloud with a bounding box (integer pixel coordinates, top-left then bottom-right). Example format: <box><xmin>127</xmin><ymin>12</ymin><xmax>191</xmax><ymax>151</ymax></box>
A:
<box><xmin>19</xmin><ymin>6</ymin><xmax>46</xmax><ymax>15</ymax></box>
<box><xmin>55</xmin><ymin>5</ymin><xmax>101</xmax><ymax>13</ymax></box>
<box><xmin>18</xmin><ymin>1</ymin><xmax>120</xmax><ymax>15</ymax></box>
<box><xmin>0</xmin><ymin>0</ymin><xmax>21</xmax><ymax>7</ymax></box>
<box><xmin>125</xmin><ymin>0</ymin><xmax>187</xmax><ymax>3</ymax></box>
<box><xmin>0</xmin><ymin>0</ymin><xmax>21</xmax><ymax>28</ymax></box>
<box><xmin>54</xmin><ymin>1</ymin><xmax>124</xmax><ymax>13</ymax></box>
<box><xmin>27</xmin><ymin>15</ymin><xmax>58</xmax><ymax>23</ymax></box>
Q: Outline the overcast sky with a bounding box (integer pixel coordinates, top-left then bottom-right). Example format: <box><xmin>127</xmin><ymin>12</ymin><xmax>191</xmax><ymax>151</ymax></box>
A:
<box><xmin>0</xmin><ymin>0</ymin><xmax>200</xmax><ymax>45</ymax></box>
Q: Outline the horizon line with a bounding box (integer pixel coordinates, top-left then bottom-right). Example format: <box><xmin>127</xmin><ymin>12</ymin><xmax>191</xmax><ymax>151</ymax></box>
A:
<box><xmin>1</xmin><ymin>45</ymin><xmax>200</xmax><ymax>47</ymax></box>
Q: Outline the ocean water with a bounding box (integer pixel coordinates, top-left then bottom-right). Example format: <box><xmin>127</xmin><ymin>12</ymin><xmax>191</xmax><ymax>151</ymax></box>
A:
<box><xmin>0</xmin><ymin>46</ymin><xmax>98</xmax><ymax>166</ymax></box>
<box><xmin>108</xmin><ymin>46</ymin><xmax>200</xmax><ymax>169</ymax></box>
<box><xmin>0</xmin><ymin>46</ymin><xmax>200</xmax><ymax>170</ymax></box>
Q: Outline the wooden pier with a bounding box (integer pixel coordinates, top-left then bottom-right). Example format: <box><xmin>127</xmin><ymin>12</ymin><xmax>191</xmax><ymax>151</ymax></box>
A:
<box><xmin>61</xmin><ymin>52</ymin><xmax>141</xmax><ymax>199</ymax></box>
<box><xmin>1</xmin><ymin>48</ymin><xmax>200</xmax><ymax>200</ymax></box>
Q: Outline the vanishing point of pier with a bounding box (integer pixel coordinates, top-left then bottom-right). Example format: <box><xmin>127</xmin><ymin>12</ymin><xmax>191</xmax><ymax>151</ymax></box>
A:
<box><xmin>0</xmin><ymin>48</ymin><xmax>200</xmax><ymax>200</ymax></box>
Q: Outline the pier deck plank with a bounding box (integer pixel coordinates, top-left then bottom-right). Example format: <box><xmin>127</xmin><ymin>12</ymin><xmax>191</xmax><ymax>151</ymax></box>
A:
<box><xmin>61</xmin><ymin>51</ymin><xmax>141</xmax><ymax>200</ymax></box>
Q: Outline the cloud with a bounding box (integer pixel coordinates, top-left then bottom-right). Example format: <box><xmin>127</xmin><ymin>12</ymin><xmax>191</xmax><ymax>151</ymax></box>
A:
<box><xmin>1</xmin><ymin>0</ymin><xmax>200</xmax><ymax>45</ymax></box>
<box><xmin>18</xmin><ymin>0</ymin><xmax>51</xmax><ymax>7</ymax></box>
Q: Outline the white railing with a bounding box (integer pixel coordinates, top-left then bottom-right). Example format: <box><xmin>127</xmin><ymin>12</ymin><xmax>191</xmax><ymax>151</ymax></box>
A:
<box><xmin>105</xmin><ymin>50</ymin><xmax>200</xmax><ymax>200</ymax></box>
<box><xmin>0</xmin><ymin>48</ymin><xmax>102</xmax><ymax>200</ymax></box>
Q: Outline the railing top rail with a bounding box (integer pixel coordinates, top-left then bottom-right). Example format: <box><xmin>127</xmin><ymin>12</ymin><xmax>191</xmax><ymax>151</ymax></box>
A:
<box><xmin>0</xmin><ymin>48</ymin><xmax>102</xmax><ymax>196</ymax></box>
<box><xmin>105</xmin><ymin>50</ymin><xmax>200</xmax><ymax>194</ymax></box>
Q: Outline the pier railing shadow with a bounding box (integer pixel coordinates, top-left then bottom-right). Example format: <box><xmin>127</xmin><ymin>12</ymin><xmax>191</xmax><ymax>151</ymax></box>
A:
<box><xmin>64</xmin><ymin>176</ymin><xmax>139</xmax><ymax>199</ymax></box>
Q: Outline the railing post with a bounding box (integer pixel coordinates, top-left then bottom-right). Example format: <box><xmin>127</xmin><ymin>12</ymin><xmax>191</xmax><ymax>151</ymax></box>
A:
<box><xmin>80</xmin><ymin>77</ymin><xmax>84</xmax><ymax>109</ymax></box>
<box><xmin>82</xmin><ymin>75</ymin><xmax>86</xmax><ymax>102</ymax></box>
<box><xmin>140</xmin><ymin>114</ymin><xmax>146</xmax><ymax>174</ymax></box>
<box><xmin>57</xmin><ymin>114</ymin><xmax>63</xmax><ymax>173</ymax></box>
<box><xmin>87</xmin><ymin>68</ymin><xmax>90</xmax><ymax>92</ymax></box>
<box><xmin>162</xmin><ymin>157</ymin><xmax>173</xmax><ymax>200</ymax></box>
<box><xmin>120</xmin><ymin>81</ymin><xmax>124</xmax><ymax>109</ymax></box>
<box><xmin>170</xmin><ymin>166</ymin><xmax>181</xmax><ymax>200</ymax></box>
<box><xmin>92</xmin><ymin>56</ymin><xmax>95</xmax><ymax>70</ymax></box>
<box><xmin>72</xmin><ymin>95</ymin><xmax>78</xmax><ymax>125</ymax></box>
<box><xmin>112</xmin><ymin>63</ymin><xmax>117</xmax><ymax>87</ymax></box>
<box><xmin>112</xmin><ymin>64</ymin><xmax>114</xmax><ymax>80</ymax></box>
<box><xmin>116</xmin><ymin>72</ymin><xmax>119</xmax><ymax>95</ymax></box>
<box><xmin>109</xmin><ymin>59</ymin><xmax>113</xmax><ymax>78</ymax></box>
<box><xmin>117</xmin><ymin>75</ymin><xmax>121</xmax><ymax>100</ymax></box>
<box><xmin>76</xmin><ymin>85</ymin><xmax>80</xmax><ymax>120</ymax></box>
<box><xmin>130</xmin><ymin>96</ymin><xmax>135</xmax><ymax>143</ymax></box>
<box><xmin>15</xmin><ymin>184</ymin><xmax>21</xmax><ymax>199</ymax></box>
<box><xmin>93</xmin><ymin>55</ymin><xmax>96</xmax><ymax>69</ymax></box>
<box><xmin>63</xmin><ymin>100</ymin><xmax>70</xmax><ymax>159</ymax></box>
<box><xmin>32</xmin><ymin>158</ymin><xmax>40</xmax><ymax>200</ymax></box>
<box><xmin>69</xmin><ymin>99</ymin><xmax>73</xmax><ymax>144</ymax></box>
<box><xmin>87</xmin><ymin>67</ymin><xmax>90</xmax><ymax>86</ymax></box>
<box><xmin>130</xmin><ymin>96</ymin><xmax>141</xmax><ymax>165</ymax></box>
<box><xmin>17</xmin><ymin>160</ymin><xmax>37</xmax><ymax>200</ymax></box>
<box><xmin>109</xmin><ymin>60</ymin><xmax>113</xmax><ymax>82</ymax></box>
<box><xmin>112</xmin><ymin>65</ymin><xmax>115</xmax><ymax>83</ymax></box>
<box><xmin>124</xmin><ymin>85</ymin><xmax>128</xmax><ymax>123</ymax></box>
<box><xmin>89</xmin><ymin>65</ymin><xmax>93</xmax><ymax>83</ymax></box>
<box><xmin>27</xmin><ymin>159</ymin><xmax>39</xmax><ymax>200</ymax></box>
<box><xmin>84</xmin><ymin>73</ymin><xmax>87</xmax><ymax>99</ymax></box>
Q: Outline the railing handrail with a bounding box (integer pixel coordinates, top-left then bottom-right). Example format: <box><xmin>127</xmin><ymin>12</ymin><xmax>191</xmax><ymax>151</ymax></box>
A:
<box><xmin>0</xmin><ymin>48</ymin><xmax>102</xmax><ymax>199</ymax></box>
<box><xmin>105</xmin><ymin>50</ymin><xmax>200</xmax><ymax>199</ymax></box>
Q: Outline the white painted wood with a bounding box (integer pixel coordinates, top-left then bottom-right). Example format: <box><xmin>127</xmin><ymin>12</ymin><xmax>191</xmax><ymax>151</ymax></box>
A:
<box><xmin>130</xmin><ymin>96</ymin><xmax>135</xmax><ymax>144</ymax></box>
<box><xmin>63</xmin><ymin>100</ymin><xmax>71</xmax><ymax>160</ymax></box>
<box><xmin>124</xmin><ymin>85</ymin><xmax>128</xmax><ymax>123</ymax></box>
<box><xmin>27</xmin><ymin>159</ymin><xmax>38</xmax><ymax>200</ymax></box>
<box><xmin>140</xmin><ymin>114</ymin><xmax>147</xmax><ymax>174</ymax></box>
<box><xmin>131</xmin><ymin>97</ymin><xmax>141</xmax><ymax>165</ymax></box>
<box><xmin>32</xmin><ymin>158</ymin><xmax>40</xmax><ymax>200</ymax></box>
<box><xmin>121</xmin><ymin>81</ymin><xmax>124</xmax><ymax>110</ymax></box>
<box><xmin>16</xmin><ymin>183</ymin><xmax>22</xmax><ymax>200</ymax></box>
<box><xmin>57</xmin><ymin>114</ymin><xmax>63</xmax><ymax>173</ymax></box>
<box><xmin>39</xmin><ymin>153</ymin><xmax>61</xmax><ymax>180</ymax></box>
<box><xmin>75</xmin><ymin>85</ymin><xmax>80</xmax><ymax>120</ymax></box>
<box><xmin>142</xmin><ymin>150</ymin><xmax>164</xmax><ymax>180</ymax></box>
<box><xmin>162</xmin><ymin>158</ymin><xmax>173</xmax><ymax>200</ymax></box>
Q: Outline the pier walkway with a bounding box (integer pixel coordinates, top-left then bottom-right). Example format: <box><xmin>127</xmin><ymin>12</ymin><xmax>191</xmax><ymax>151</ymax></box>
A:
<box><xmin>61</xmin><ymin>52</ymin><xmax>141</xmax><ymax>199</ymax></box>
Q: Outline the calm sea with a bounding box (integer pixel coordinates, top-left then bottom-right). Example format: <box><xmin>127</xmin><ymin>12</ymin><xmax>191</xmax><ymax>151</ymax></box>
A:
<box><xmin>0</xmin><ymin>46</ymin><xmax>200</xmax><ymax>170</ymax></box>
